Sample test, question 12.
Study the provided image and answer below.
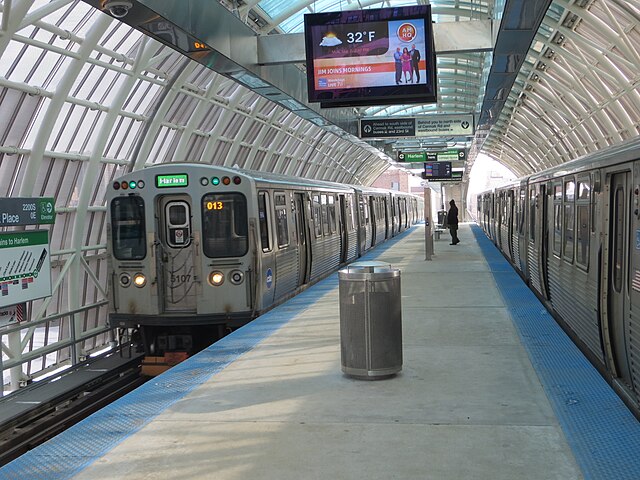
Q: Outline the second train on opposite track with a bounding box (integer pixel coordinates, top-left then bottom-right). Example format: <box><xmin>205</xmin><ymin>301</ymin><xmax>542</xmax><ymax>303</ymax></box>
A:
<box><xmin>477</xmin><ymin>137</ymin><xmax>640</xmax><ymax>418</ymax></box>
<box><xmin>106</xmin><ymin>163</ymin><xmax>423</xmax><ymax>364</ymax></box>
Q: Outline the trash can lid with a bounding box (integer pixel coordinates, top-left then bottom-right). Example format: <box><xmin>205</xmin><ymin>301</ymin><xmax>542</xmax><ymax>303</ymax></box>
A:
<box><xmin>339</xmin><ymin>261</ymin><xmax>400</xmax><ymax>279</ymax></box>
<box><xmin>349</xmin><ymin>261</ymin><xmax>390</xmax><ymax>272</ymax></box>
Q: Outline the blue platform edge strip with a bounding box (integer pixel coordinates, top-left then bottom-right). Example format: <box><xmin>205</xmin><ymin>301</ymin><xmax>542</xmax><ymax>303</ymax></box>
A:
<box><xmin>0</xmin><ymin>227</ymin><xmax>415</xmax><ymax>480</ymax></box>
<box><xmin>471</xmin><ymin>224</ymin><xmax>640</xmax><ymax>480</ymax></box>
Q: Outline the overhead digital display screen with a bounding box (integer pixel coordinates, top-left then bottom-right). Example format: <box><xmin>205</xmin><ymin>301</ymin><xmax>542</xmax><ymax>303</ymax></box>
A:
<box><xmin>304</xmin><ymin>6</ymin><xmax>437</xmax><ymax>108</ymax></box>
<box><xmin>422</xmin><ymin>162</ymin><xmax>452</xmax><ymax>179</ymax></box>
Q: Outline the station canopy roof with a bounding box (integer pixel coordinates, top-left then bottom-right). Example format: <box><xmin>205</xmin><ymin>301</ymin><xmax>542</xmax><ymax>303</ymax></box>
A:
<box><xmin>0</xmin><ymin>0</ymin><xmax>637</xmax><ymax>389</ymax></box>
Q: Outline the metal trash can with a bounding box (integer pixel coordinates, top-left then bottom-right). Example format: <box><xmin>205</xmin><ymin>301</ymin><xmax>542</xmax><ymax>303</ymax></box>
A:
<box><xmin>338</xmin><ymin>262</ymin><xmax>402</xmax><ymax>379</ymax></box>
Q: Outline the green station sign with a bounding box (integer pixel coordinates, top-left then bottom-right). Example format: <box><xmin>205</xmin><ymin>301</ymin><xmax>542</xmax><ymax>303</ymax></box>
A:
<box><xmin>0</xmin><ymin>198</ymin><xmax>55</xmax><ymax>227</ymax></box>
<box><xmin>397</xmin><ymin>149</ymin><xmax>467</xmax><ymax>163</ymax></box>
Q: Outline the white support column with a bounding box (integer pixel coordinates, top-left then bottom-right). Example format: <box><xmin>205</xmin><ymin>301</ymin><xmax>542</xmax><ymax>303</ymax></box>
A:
<box><xmin>67</xmin><ymin>37</ymin><xmax>156</xmax><ymax>362</ymax></box>
<box><xmin>8</xmin><ymin>331</ymin><xmax>25</xmax><ymax>392</ymax></box>
<box><xmin>0</xmin><ymin>0</ymin><xmax>33</xmax><ymax>56</ymax></box>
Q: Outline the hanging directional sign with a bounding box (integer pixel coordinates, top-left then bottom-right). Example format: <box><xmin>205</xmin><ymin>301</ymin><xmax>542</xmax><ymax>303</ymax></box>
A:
<box><xmin>0</xmin><ymin>198</ymin><xmax>55</xmax><ymax>227</ymax></box>
<box><xmin>426</xmin><ymin>149</ymin><xmax>467</xmax><ymax>162</ymax></box>
<box><xmin>398</xmin><ymin>149</ymin><xmax>467</xmax><ymax>163</ymax></box>
<box><xmin>360</xmin><ymin>115</ymin><xmax>474</xmax><ymax>139</ymax></box>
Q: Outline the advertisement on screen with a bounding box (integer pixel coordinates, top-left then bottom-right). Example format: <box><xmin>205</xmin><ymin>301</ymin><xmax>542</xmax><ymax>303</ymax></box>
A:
<box><xmin>304</xmin><ymin>6</ymin><xmax>436</xmax><ymax>107</ymax></box>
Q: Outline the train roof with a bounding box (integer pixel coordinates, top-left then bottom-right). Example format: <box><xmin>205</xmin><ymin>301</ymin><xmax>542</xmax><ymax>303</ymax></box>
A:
<box><xmin>527</xmin><ymin>136</ymin><xmax>640</xmax><ymax>184</ymax></box>
<box><xmin>138</xmin><ymin>162</ymin><xmax>420</xmax><ymax>198</ymax></box>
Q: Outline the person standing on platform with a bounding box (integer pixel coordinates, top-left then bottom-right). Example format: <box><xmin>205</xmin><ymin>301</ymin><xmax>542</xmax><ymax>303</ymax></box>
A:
<box><xmin>447</xmin><ymin>199</ymin><xmax>459</xmax><ymax>245</ymax></box>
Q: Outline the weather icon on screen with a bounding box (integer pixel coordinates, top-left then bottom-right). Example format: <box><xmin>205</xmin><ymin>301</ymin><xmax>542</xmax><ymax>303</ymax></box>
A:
<box><xmin>319</xmin><ymin>33</ymin><xmax>342</xmax><ymax>47</ymax></box>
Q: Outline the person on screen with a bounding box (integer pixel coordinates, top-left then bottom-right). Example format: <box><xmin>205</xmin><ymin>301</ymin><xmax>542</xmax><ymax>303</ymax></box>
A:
<box><xmin>401</xmin><ymin>47</ymin><xmax>412</xmax><ymax>83</ymax></box>
<box><xmin>447</xmin><ymin>199</ymin><xmax>459</xmax><ymax>245</ymax></box>
<box><xmin>410</xmin><ymin>44</ymin><xmax>421</xmax><ymax>83</ymax></box>
<box><xmin>393</xmin><ymin>47</ymin><xmax>403</xmax><ymax>84</ymax></box>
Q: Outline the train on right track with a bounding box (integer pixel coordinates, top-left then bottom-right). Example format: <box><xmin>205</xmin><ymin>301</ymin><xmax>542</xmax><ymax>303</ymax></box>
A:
<box><xmin>477</xmin><ymin>136</ymin><xmax>640</xmax><ymax>417</ymax></box>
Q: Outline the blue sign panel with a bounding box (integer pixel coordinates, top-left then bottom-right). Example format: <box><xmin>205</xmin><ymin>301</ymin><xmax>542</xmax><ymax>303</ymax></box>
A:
<box><xmin>266</xmin><ymin>268</ymin><xmax>273</xmax><ymax>289</ymax></box>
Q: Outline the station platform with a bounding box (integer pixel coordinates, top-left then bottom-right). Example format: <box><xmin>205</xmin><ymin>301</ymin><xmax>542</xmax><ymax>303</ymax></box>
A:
<box><xmin>3</xmin><ymin>223</ymin><xmax>640</xmax><ymax>480</ymax></box>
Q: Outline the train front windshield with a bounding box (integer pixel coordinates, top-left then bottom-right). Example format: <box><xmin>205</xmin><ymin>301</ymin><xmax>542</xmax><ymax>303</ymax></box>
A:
<box><xmin>111</xmin><ymin>196</ymin><xmax>146</xmax><ymax>260</ymax></box>
<box><xmin>202</xmin><ymin>193</ymin><xmax>248</xmax><ymax>257</ymax></box>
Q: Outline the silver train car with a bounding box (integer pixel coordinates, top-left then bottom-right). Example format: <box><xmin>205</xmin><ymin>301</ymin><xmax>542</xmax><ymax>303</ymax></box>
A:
<box><xmin>106</xmin><ymin>164</ymin><xmax>422</xmax><ymax>357</ymax></box>
<box><xmin>477</xmin><ymin>137</ymin><xmax>640</xmax><ymax>416</ymax></box>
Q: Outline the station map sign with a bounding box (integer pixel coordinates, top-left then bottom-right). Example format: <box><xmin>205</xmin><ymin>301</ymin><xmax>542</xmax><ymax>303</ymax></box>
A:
<box><xmin>0</xmin><ymin>231</ymin><xmax>52</xmax><ymax>308</ymax></box>
<box><xmin>0</xmin><ymin>198</ymin><xmax>55</xmax><ymax>227</ymax></box>
<box><xmin>360</xmin><ymin>114</ymin><xmax>474</xmax><ymax>139</ymax></box>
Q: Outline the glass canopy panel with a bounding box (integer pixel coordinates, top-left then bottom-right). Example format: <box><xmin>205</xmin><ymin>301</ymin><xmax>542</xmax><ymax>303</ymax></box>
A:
<box><xmin>255</xmin><ymin>0</ymin><xmax>494</xmax><ymax>33</ymax></box>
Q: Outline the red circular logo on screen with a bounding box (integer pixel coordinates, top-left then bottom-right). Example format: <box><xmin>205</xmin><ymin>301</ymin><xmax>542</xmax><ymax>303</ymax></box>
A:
<box><xmin>397</xmin><ymin>23</ymin><xmax>417</xmax><ymax>43</ymax></box>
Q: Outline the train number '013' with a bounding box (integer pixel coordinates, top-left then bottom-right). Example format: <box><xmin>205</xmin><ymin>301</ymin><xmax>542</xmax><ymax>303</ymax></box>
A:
<box><xmin>206</xmin><ymin>201</ymin><xmax>223</xmax><ymax>211</ymax></box>
<box><xmin>171</xmin><ymin>274</ymin><xmax>191</xmax><ymax>284</ymax></box>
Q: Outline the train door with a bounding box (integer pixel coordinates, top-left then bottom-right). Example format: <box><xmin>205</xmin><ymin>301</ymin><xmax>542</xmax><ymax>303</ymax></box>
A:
<box><xmin>369</xmin><ymin>197</ymin><xmax>377</xmax><ymax>247</ymax></box>
<box><xmin>603</xmin><ymin>171</ymin><xmax>634</xmax><ymax>389</ymax></box>
<box><xmin>157</xmin><ymin>195</ymin><xmax>196</xmax><ymax>313</ymax></box>
<box><xmin>357</xmin><ymin>192</ymin><xmax>367</xmax><ymax>253</ymax></box>
<box><xmin>507</xmin><ymin>190</ymin><xmax>514</xmax><ymax>260</ymax></box>
<box><xmin>294</xmin><ymin>192</ymin><xmax>311</xmax><ymax>286</ymax></box>
<box><xmin>539</xmin><ymin>184</ymin><xmax>551</xmax><ymax>300</ymax></box>
<box><xmin>383</xmin><ymin>196</ymin><xmax>390</xmax><ymax>239</ymax></box>
<box><xmin>339</xmin><ymin>194</ymin><xmax>348</xmax><ymax>263</ymax></box>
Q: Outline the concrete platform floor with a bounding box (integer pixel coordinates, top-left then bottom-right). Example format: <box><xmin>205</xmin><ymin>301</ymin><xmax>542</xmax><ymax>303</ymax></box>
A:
<box><xmin>73</xmin><ymin>224</ymin><xmax>582</xmax><ymax>479</ymax></box>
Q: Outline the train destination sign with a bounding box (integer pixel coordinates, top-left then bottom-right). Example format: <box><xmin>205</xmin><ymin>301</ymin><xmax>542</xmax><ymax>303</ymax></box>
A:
<box><xmin>0</xmin><ymin>198</ymin><xmax>55</xmax><ymax>227</ymax></box>
<box><xmin>360</xmin><ymin>114</ymin><xmax>474</xmax><ymax>139</ymax></box>
<box><xmin>156</xmin><ymin>174</ymin><xmax>189</xmax><ymax>188</ymax></box>
<box><xmin>0</xmin><ymin>231</ymin><xmax>52</xmax><ymax>308</ymax></box>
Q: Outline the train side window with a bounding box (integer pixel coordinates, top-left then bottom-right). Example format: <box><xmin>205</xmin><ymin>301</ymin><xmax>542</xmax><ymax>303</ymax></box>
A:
<box><xmin>519</xmin><ymin>188</ymin><xmax>526</xmax><ymax>235</ymax></box>
<box><xmin>165</xmin><ymin>201</ymin><xmax>192</xmax><ymax>248</ymax></box>
<box><xmin>576</xmin><ymin>179</ymin><xmax>591</xmax><ymax>268</ymax></box>
<box><xmin>359</xmin><ymin>196</ymin><xmax>368</xmax><ymax>226</ymax></box>
<box><xmin>202</xmin><ymin>193</ymin><xmax>248</xmax><ymax>258</ymax></box>
<box><xmin>529</xmin><ymin>188</ymin><xmax>536</xmax><ymax>242</ymax></box>
<box><xmin>274</xmin><ymin>192</ymin><xmax>289</xmax><ymax>248</ymax></box>
<box><xmin>258</xmin><ymin>191</ymin><xmax>271</xmax><ymax>252</ymax></box>
<box><xmin>346</xmin><ymin>195</ymin><xmax>355</xmax><ymax>230</ymax></box>
<box><xmin>553</xmin><ymin>183</ymin><xmax>562</xmax><ymax>256</ymax></box>
<box><xmin>312</xmin><ymin>194</ymin><xmax>322</xmax><ymax>237</ymax></box>
<box><xmin>321</xmin><ymin>194</ymin><xmax>330</xmax><ymax>235</ymax></box>
<box><xmin>111</xmin><ymin>196</ymin><xmax>146</xmax><ymax>260</ymax></box>
<box><xmin>563</xmin><ymin>179</ymin><xmax>575</xmax><ymax>262</ymax></box>
<box><xmin>613</xmin><ymin>185</ymin><xmax>624</xmax><ymax>292</ymax></box>
<box><xmin>328</xmin><ymin>195</ymin><xmax>337</xmax><ymax>233</ymax></box>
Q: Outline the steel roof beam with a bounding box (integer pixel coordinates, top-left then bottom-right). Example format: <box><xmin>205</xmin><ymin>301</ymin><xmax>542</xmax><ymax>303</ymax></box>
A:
<box><xmin>257</xmin><ymin>20</ymin><xmax>493</xmax><ymax>65</ymax></box>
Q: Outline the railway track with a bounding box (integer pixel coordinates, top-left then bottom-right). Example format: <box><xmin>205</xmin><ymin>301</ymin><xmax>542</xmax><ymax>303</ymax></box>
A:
<box><xmin>0</xmin><ymin>352</ymin><xmax>146</xmax><ymax>466</ymax></box>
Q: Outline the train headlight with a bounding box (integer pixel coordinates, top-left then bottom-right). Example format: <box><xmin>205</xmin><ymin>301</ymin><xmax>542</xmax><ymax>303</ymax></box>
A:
<box><xmin>209</xmin><ymin>271</ymin><xmax>224</xmax><ymax>286</ymax></box>
<box><xmin>119</xmin><ymin>273</ymin><xmax>131</xmax><ymax>287</ymax></box>
<box><xmin>133</xmin><ymin>273</ymin><xmax>147</xmax><ymax>288</ymax></box>
<box><xmin>230</xmin><ymin>270</ymin><xmax>244</xmax><ymax>285</ymax></box>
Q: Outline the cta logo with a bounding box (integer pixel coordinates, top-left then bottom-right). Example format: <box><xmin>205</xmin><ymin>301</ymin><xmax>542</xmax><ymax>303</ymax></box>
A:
<box><xmin>397</xmin><ymin>23</ymin><xmax>417</xmax><ymax>43</ymax></box>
